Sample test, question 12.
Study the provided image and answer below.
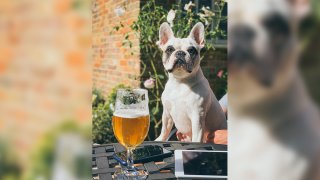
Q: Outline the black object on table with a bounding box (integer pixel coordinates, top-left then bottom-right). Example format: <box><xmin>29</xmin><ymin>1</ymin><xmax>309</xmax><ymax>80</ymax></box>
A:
<box><xmin>92</xmin><ymin>141</ymin><xmax>227</xmax><ymax>180</ymax></box>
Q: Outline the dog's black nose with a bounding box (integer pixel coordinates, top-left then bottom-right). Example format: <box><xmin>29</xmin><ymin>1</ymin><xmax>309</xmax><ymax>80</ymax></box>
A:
<box><xmin>175</xmin><ymin>51</ymin><xmax>186</xmax><ymax>59</ymax></box>
<box><xmin>177</xmin><ymin>59</ymin><xmax>184</xmax><ymax>65</ymax></box>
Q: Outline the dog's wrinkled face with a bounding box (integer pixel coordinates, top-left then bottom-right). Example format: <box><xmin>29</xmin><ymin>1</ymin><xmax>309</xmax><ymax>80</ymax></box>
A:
<box><xmin>228</xmin><ymin>0</ymin><xmax>310</xmax><ymax>107</ymax></box>
<box><xmin>229</xmin><ymin>0</ymin><xmax>299</xmax><ymax>86</ymax></box>
<box><xmin>158</xmin><ymin>22</ymin><xmax>205</xmax><ymax>79</ymax></box>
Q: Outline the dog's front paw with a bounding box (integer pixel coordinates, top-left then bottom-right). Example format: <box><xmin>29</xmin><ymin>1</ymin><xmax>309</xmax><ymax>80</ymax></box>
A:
<box><xmin>155</xmin><ymin>137</ymin><xmax>163</xmax><ymax>141</ymax></box>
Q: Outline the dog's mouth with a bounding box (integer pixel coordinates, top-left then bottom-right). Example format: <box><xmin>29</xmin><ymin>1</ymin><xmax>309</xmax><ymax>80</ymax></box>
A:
<box><xmin>167</xmin><ymin>59</ymin><xmax>192</xmax><ymax>73</ymax></box>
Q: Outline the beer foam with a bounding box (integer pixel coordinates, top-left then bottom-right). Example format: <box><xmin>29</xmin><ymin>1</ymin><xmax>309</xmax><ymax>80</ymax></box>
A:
<box><xmin>113</xmin><ymin>109</ymin><xmax>149</xmax><ymax>118</ymax></box>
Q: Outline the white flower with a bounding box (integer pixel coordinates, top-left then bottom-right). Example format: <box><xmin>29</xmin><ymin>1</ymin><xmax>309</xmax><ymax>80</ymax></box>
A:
<box><xmin>198</xmin><ymin>13</ymin><xmax>205</xmax><ymax>19</ymax></box>
<box><xmin>184</xmin><ymin>1</ymin><xmax>195</xmax><ymax>12</ymax></box>
<box><xmin>198</xmin><ymin>13</ymin><xmax>210</xmax><ymax>25</ymax></box>
<box><xmin>204</xmin><ymin>19</ymin><xmax>209</xmax><ymax>25</ymax></box>
<box><xmin>109</xmin><ymin>103</ymin><xmax>114</xmax><ymax>112</ymax></box>
<box><xmin>114</xmin><ymin>6</ymin><xmax>125</xmax><ymax>17</ymax></box>
<box><xmin>201</xmin><ymin>7</ymin><xmax>215</xmax><ymax>17</ymax></box>
<box><xmin>144</xmin><ymin>78</ymin><xmax>155</xmax><ymax>89</ymax></box>
<box><xmin>167</xmin><ymin>9</ymin><xmax>176</xmax><ymax>26</ymax></box>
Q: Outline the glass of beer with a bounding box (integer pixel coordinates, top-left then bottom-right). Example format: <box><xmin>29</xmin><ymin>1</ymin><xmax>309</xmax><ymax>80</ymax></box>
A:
<box><xmin>112</xmin><ymin>89</ymin><xmax>150</xmax><ymax>179</ymax></box>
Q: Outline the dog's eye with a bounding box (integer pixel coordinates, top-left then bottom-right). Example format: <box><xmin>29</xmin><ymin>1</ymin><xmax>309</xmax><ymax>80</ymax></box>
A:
<box><xmin>187</xmin><ymin>47</ymin><xmax>197</xmax><ymax>56</ymax></box>
<box><xmin>262</xmin><ymin>13</ymin><xmax>290</xmax><ymax>36</ymax></box>
<box><xmin>165</xmin><ymin>46</ymin><xmax>175</xmax><ymax>54</ymax></box>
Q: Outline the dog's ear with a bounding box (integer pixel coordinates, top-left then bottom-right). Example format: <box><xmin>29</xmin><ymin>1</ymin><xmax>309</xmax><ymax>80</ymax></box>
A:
<box><xmin>158</xmin><ymin>22</ymin><xmax>174</xmax><ymax>47</ymax></box>
<box><xmin>287</xmin><ymin>0</ymin><xmax>310</xmax><ymax>20</ymax></box>
<box><xmin>189</xmin><ymin>22</ymin><xmax>205</xmax><ymax>48</ymax></box>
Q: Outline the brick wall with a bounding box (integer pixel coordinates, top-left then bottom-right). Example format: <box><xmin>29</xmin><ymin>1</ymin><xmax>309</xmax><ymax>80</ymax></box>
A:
<box><xmin>0</xmin><ymin>0</ymin><xmax>91</xmax><ymax>168</ymax></box>
<box><xmin>92</xmin><ymin>0</ymin><xmax>141</xmax><ymax>96</ymax></box>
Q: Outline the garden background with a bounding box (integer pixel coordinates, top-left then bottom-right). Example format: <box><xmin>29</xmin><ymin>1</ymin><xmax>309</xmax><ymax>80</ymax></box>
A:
<box><xmin>92</xmin><ymin>0</ymin><xmax>228</xmax><ymax>144</ymax></box>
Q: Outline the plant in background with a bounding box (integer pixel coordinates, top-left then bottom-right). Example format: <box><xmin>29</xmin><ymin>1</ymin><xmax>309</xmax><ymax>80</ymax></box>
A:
<box><xmin>143</xmin><ymin>78</ymin><xmax>156</xmax><ymax>89</ymax></box>
<box><xmin>216</xmin><ymin>69</ymin><xmax>228</xmax><ymax>94</ymax></box>
<box><xmin>111</xmin><ymin>0</ymin><xmax>227</xmax><ymax>139</ymax></box>
<box><xmin>0</xmin><ymin>139</ymin><xmax>21</xmax><ymax>180</ymax></box>
<box><xmin>92</xmin><ymin>84</ymin><xmax>130</xmax><ymax>144</ymax></box>
<box><xmin>92</xmin><ymin>88</ymin><xmax>106</xmax><ymax>108</ymax></box>
<box><xmin>25</xmin><ymin>121</ymin><xmax>90</xmax><ymax>180</ymax></box>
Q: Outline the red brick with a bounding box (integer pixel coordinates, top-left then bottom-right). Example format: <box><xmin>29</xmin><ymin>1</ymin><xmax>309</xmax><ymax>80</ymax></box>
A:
<box><xmin>93</xmin><ymin>0</ymin><xmax>140</xmax><ymax>96</ymax></box>
<box><xmin>65</xmin><ymin>51</ymin><xmax>85</xmax><ymax>68</ymax></box>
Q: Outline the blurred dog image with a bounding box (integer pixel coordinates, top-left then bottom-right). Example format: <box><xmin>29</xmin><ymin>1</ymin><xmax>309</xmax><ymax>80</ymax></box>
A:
<box><xmin>155</xmin><ymin>22</ymin><xmax>227</xmax><ymax>143</ymax></box>
<box><xmin>229</xmin><ymin>0</ymin><xmax>320</xmax><ymax>179</ymax></box>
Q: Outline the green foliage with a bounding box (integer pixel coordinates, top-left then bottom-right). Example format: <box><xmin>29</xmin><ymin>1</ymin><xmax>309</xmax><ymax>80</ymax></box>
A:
<box><xmin>0</xmin><ymin>139</ymin><xmax>21</xmax><ymax>180</ymax></box>
<box><xmin>111</xmin><ymin>0</ymin><xmax>227</xmax><ymax>139</ymax></box>
<box><xmin>312</xmin><ymin>0</ymin><xmax>320</xmax><ymax>20</ymax></box>
<box><xmin>299</xmin><ymin>1</ymin><xmax>320</xmax><ymax>105</ymax></box>
<box><xmin>206</xmin><ymin>68</ymin><xmax>228</xmax><ymax>98</ymax></box>
<box><xmin>92</xmin><ymin>88</ymin><xmax>105</xmax><ymax>108</ymax></box>
<box><xmin>92</xmin><ymin>84</ymin><xmax>130</xmax><ymax>144</ymax></box>
<box><xmin>25</xmin><ymin>121</ymin><xmax>90</xmax><ymax>180</ymax></box>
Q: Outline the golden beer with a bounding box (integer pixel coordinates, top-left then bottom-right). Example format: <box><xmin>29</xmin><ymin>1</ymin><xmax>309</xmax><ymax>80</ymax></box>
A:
<box><xmin>112</xmin><ymin>89</ymin><xmax>149</xmax><ymax>178</ymax></box>
<box><xmin>112</xmin><ymin>113</ymin><xmax>150</xmax><ymax>148</ymax></box>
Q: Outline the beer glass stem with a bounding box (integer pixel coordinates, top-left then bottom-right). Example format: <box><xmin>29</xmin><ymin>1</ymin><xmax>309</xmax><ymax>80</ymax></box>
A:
<box><xmin>126</xmin><ymin>148</ymin><xmax>135</xmax><ymax>171</ymax></box>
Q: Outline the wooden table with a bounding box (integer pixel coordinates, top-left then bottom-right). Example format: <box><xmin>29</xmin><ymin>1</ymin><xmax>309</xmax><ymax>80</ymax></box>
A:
<box><xmin>92</xmin><ymin>141</ymin><xmax>227</xmax><ymax>180</ymax></box>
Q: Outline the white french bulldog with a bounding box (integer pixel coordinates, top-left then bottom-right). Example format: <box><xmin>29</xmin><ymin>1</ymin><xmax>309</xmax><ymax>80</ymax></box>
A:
<box><xmin>155</xmin><ymin>22</ymin><xmax>227</xmax><ymax>143</ymax></box>
<box><xmin>228</xmin><ymin>0</ymin><xmax>320</xmax><ymax>179</ymax></box>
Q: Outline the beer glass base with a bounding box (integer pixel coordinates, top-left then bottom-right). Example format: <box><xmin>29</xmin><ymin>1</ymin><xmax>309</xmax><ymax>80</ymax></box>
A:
<box><xmin>113</xmin><ymin>168</ymin><xmax>148</xmax><ymax>180</ymax></box>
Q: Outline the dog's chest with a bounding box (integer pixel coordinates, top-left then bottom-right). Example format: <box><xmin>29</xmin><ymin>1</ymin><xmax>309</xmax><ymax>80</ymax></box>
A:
<box><xmin>229</xmin><ymin>118</ymin><xmax>308</xmax><ymax>180</ymax></box>
<box><xmin>162</xmin><ymin>85</ymin><xmax>201</xmax><ymax>134</ymax></box>
<box><xmin>168</xmin><ymin>101</ymin><xmax>191</xmax><ymax>134</ymax></box>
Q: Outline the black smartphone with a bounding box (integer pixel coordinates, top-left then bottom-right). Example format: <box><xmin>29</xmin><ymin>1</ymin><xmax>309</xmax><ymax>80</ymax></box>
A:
<box><xmin>115</xmin><ymin>145</ymin><xmax>172</xmax><ymax>164</ymax></box>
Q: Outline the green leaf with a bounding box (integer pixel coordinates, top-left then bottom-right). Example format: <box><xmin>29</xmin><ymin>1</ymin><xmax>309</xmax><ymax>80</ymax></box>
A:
<box><xmin>157</xmin><ymin>74</ymin><xmax>164</xmax><ymax>79</ymax></box>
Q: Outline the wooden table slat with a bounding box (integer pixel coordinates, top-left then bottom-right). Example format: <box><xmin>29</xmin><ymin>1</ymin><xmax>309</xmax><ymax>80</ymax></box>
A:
<box><xmin>92</xmin><ymin>152</ymin><xmax>114</xmax><ymax>158</ymax></box>
<box><xmin>148</xmin><ymin>172</ymin><xmax>176</xmax><ymax>180</ymax></box>
<box><xmin>96</xmin><ymin>157</ymin><xmax>109</xmax><ymax>169</ymax></box>
<box><xmin>95</xmin><ymin>147</ymin><xmax>106</xmax><ymax>153</ymax></box>
<box><xmin>93</xmin><ymin>167</ymin><xmax>119</xmax><ymax>175</ymax></box>
<box><xmin>170</xmin><ymin>143</ymin><xmax>183</xmax><ymax>150</ymax></box>
<box><xmin>98</xmin><ymin>173</ymin><xmax>113</xmax><ymax>180</ymax></box>
<box><xmin>113</xmin><ymin>144</ymin><xmax>126</xmax><ymax>153</ymax></box>
<box><xmin>157</xmin><ymin>162</ymin><xmax>174</xmax><ymax>170</ymax></box>
<box><xmin>144</xmin><ymin>162</ymin><xmax>159</xmax><ymax>173</ymax></box>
